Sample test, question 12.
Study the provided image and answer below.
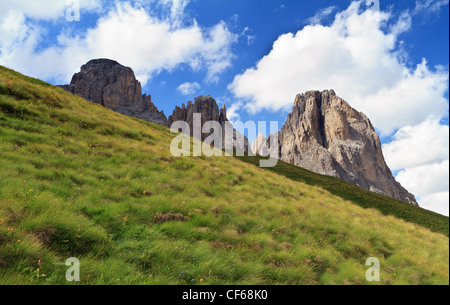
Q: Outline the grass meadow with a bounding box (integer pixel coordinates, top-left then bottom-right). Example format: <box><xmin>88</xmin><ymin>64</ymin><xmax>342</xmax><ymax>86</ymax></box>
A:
<box><xmin>0</xmin><ymin>65</ymin><xmax>448</xmax><ymax>285</ymax></box>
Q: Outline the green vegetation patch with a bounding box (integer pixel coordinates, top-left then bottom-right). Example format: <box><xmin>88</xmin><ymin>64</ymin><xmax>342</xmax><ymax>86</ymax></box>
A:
<box><xmin>236</xmin><ymin>155</ymin><xmax>449</xmax><ymax>237</ymax></box>
<box><xmin>0</xmin><ymin>65</ymin><xmax>448</xmax><ymax>285</ymax></box>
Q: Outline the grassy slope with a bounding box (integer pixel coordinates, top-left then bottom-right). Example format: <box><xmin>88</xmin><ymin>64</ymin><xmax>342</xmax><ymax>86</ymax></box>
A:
<box><xmin>236</xmin><ymin>155</ymin><xmax>449</xmax><ymax>237</ymax></box>
<box><xmin>0</xmin><ymin>65</ymin><xmax>448</xmax><ymax>285</ymax></box>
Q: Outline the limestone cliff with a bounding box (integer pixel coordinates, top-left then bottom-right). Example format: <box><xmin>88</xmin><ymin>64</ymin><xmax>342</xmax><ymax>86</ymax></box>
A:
<box><xmin>167</xmin><ymin>95</ymin><xmax>249</xmax><ymax>152</ymax></box>
<box><xmin>253</xmin><ymin>90</ymin><xmax>418</xmax><ymax>205</ymax></box>
<box><xmin>59</xmin><ymin>59</ymin><xmax>167</xmax><ymax>125</ymax></box>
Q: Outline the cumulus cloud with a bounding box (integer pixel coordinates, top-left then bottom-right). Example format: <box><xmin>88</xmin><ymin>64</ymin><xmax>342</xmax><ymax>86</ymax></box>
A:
<box><xmin>383</xmin><ymin>119</ymin><xmax>449</xmax><ymax>170</ymax></box>
<box><xmin>177</xmin><ymin>81</ymin><xmax>200</xmax><ymax>95</ymax></box>
<box><xmin>419</xmin><ymin>192</ymin><xmax>449</xmax><ymax>217</ymax></box>
<box><xmin>398</xmin><ymin>165</ymin><xmax>449</xmax><ymax>216</ymax></box>
<box><xmin>0</xmin><ymin>0</ymin><xmax>101</xmax><ymax>61</ymax></box>
<box><xmin>0</xmin><ymin>11</ymin><xmax>28</xmax><ymax>55</ymax></box>
<box><xmin>383</xmin><ymin>120</ymin><xmax>449</xmax><ymax>215</ymax></box>
<box><xmin>229</xmin><ymin>1</ymin><xmax>449</xmax><ymax>136</ymax></box>
<box><xmin>396</xmin><ymin>161</ymin><xmax>449</xmax><ymax>199</ymax></box>
<box><xmin>0</xmin><ymin>1</ymin><xmax>237</xmax><ymax>85</ymax></box>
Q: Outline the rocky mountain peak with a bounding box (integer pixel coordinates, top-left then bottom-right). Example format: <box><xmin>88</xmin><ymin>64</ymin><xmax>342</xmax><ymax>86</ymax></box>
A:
<box><xmin>253</xmin><ymin>90</ymin><xmax>418</xmax><ymax>206</ymax></box>
<box><xmin>168</xmin><ymin>95</ymin><xmax>249</xmax><ymax>152</ymax></box>
<box><xmin>59</xmin><ymin>59</ymin><xmax>167</xmax><ymax>125</ymax></box>
<box><xmin>252</xmin><ymin>132</ymin><xmax>270</xmax><ymax>157</ymax></box>
<box><xmin>168</xmin><ymin>95</ymin><xmax>220</xmax><ymax>136</ymax></box>
<box><xmin>219</xmin><ymin>104</ymin><xmax>228</xmax><ymax>123</ymax></box>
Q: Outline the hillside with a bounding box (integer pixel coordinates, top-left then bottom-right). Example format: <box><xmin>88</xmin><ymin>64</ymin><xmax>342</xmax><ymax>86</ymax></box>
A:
<box><xmin>0</xmin><ymin>65</ymin><xmax>448</xmax><ymax>285</ymax></box>
<box><xmin>237</xmin><ymin>155</ymin><xmax>449</xmax><ymax>237</ymax></box>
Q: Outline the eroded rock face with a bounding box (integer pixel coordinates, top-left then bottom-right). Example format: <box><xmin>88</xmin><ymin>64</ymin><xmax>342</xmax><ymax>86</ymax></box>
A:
<box><xmin>252</xmin><ymin>132</ymin><xmax>270</xmax><ymax>157</ymax></box>
<box><xmin>167</xmin><ymin>95</ymin><xmax>221</xmax><ymax>138</ymax></box>
<box><xmin>167</xmin><ymin>95</ymin><xmax>249</xmax><ymax>152</ymax></box>
<box><xmin>253</xmin><ymin>90</ymin><xmax>418</xmax><ymax>206</ymax></box>
<box><xmin>59</xmin><ymin>59</ymin><xmax>167</xmax><ymax>125</ymax></box>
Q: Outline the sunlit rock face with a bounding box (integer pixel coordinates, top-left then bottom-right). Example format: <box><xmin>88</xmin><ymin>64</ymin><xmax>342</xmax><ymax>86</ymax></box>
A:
<box><xmin>253</xmin><ymin>90</ymin><xmax>418</xmax><ymax>206</ymax></box>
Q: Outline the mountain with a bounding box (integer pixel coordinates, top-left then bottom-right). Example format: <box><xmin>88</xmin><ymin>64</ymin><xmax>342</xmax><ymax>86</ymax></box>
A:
<box><xmin>61</xmin><ymin>59</ymin><xmax>248</xmax><ymax>152</ymax></box>
<box><xmin>59</xmin><ymin>59</ymin><xmax>167</xmax><ymax>125</ymax></box>
<box><xmin>251</xmin><ymin>132</ymin><xmax>270</xmax><ymax>157</ymax></box>
<box><xmin>167</xmin><ymin>95</ymin><xmax>249</xmax><ymax>152</ymax></box>
<box><xmin>0</xmin><ymin>65</ymin><xmax>448</xmax><ymax>285</ymax></box>
<box><xmin>60</xmin><ymin>60</ymin><xmax>415</xmax><ymax>205</ymax></box>
<box><xmin>252</xmin><ymin>90</ymin><xmax>418</xmax><ymax>206</ymax></box>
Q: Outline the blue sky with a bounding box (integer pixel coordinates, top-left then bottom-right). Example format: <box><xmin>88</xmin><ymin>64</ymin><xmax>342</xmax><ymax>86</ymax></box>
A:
<box><xmin>0</xmin><ymin>0</ymin><xmax>449</xmax><ymax>215</ymax></box>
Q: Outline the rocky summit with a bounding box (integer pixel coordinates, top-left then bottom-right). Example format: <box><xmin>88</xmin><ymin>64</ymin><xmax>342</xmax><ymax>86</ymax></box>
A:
<box><xmin>60</xmin><ymin>59</ymin><xmax>248</xmax><ymax>151</ymax></box>
<box><xmin>59</xmin><ymin>59</ymin><xmax>167</xmax><ymax>125</ymax></box>
<box><xmin>253</xmin><ymin>90</ymin><xmax>418</xmax><ymax>206</ymax></box>
<box><xmin>167</xmin><ymin>95</ymin><xmax>249</xmax><ymax>152</ymax></box>
<box><xmin>251</xmin><ymin>132</ymin><xmax>270</xmax><ymax>157</ymax></box>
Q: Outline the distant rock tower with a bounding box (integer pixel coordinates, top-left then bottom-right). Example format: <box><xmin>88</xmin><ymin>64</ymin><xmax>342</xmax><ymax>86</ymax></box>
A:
<box><xmin>167</xmin><ymin>95</ymin><xmax>249</xmax><ymax>153</ymax></box>
<box><xmin>59</xmin><ymin>59</ymin><xmax>167</xmax><ymax>125</ymax></box>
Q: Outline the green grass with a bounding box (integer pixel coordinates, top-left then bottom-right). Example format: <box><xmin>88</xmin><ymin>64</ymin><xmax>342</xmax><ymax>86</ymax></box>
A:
<box><xmin>0</xmin><ymin>65</ymin><xmax>448</xmax><ymax>285</ymax></box>
<box><xmin>236</xmin><ymin>155</ymin><xmax>449</xmax><ymax>237</ymax></box>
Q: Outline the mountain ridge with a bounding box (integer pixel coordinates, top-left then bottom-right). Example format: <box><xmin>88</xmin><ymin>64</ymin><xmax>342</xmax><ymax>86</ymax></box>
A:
<box><xmin>60</xmin><ymin>59</ymin><xmax>249</xmax><ymax>152</ymax></box>
<box><xmin>167</xmin><ymin>95</ymin><xmax>249</xmax><ymax>152</ymax></box>
<box><xmin>60</xmin><ymin>59</ymin><xmax>415</xmax><ymax>205</ymax></box>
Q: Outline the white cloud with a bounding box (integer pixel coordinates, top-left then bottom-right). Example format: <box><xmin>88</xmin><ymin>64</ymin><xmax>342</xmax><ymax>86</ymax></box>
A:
<box><xmin>214</xmin><ymin>96</ymin><xmax>243</xmax><ymax>128</ymax></box>
<box><xmin>273</xmin><ymin>4</ymin><xmax>286</xmax><ymax>14</ymax></box>
<box><xmin>229</xmin><ymin>1</ymin><xmax>449</xmax><ymax>136</ymax></box>
<box><xmin>0</xmin><ymin>11</ymin><xmax>28</xmax><ymax>55</ymax></box>
<box><xmin>383</xmin><ymin>119</ymin><xmax>449</xmax><ymax>170</ymax></box>
<box><xmin>161</xmin><ymin>0</ymin><xmax>190</xmax><ymax>22</ymax></box>
<box><xmin>419</xmin><ymin>192</ymin><xmax>449</xmax><ymax>216</ymax></box>
<box><xmin>305</xmin><ymin>6</ymin><xmax>337</xmax><ymax>25</ymax></box>
<box><xmin>177</xmin><ymin>81</ymin><xmax>200</xmax><ymax>95</ymax></box>
<box><xmin>396</xmin><ymin>161</ymin><xmax>449</xmax><ymax>198</ymax></box>
<box><xmin>361</xmin><ymin>60</ymin><xmax>448</xmax><ymax>135</ymax></box>
<box><xmin>0</xmin><ymin>0</ymin><xmax>101</xmax><ymax>20</ymax></box>
<box><xmin>0</xmin><ymin>1</ymin><xmax>237</xmax><ymax>85</ymax></box>
<box><xmin>226</xmin><ymin>102</ymin><xmax>243</xmax><ymax>124</ymax></box>
<box><xmin>200</xmin><ymin>21</ymin><xmax>238</xmax><ymax>83</ymax></box>
<box><xmin>0</xmin><ymin>0</ymin><xmax>102</xmax><ymax>60</ymax></box>
<box><xmin>384</xmin><ymin>120</ymin><xmax>449</xmax><ymax>216</ymax></box>
<box><xmin>389</xmin><ymin>11</ymin><xmax>413</xmax><ymax>36</ymax></box>
<box><xmin>414</xmin><ymin>0</ymin><xmax>449</xmax><ymax>15</ymax></box>
<box><xmin>241</xmin><ymin>27</ymin><xmax>256</xmax><ymax>46</ymax></box>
